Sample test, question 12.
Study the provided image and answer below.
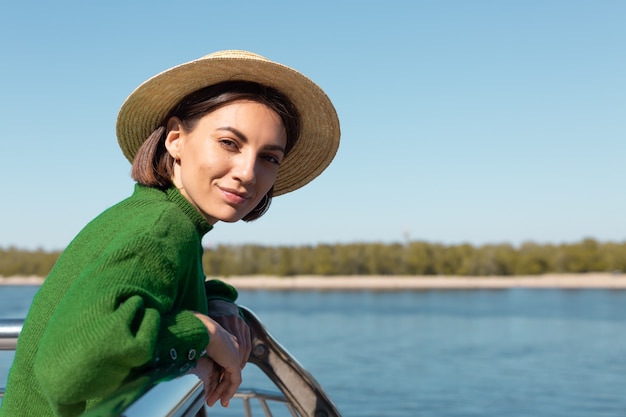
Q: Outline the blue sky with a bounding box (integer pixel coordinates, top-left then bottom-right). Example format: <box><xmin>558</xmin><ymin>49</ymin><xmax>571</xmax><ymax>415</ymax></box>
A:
<box><xmin>2</xmin><ymin>1</ymin><xmax>625</xmax><ymax>251</ymax></box>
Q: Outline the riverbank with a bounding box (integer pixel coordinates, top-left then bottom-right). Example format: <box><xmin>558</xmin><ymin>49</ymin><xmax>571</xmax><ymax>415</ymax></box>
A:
<box><xmin>1</xmin><ymin>273</ymin><xmax>625</xmax><ymax>289</ymax></box>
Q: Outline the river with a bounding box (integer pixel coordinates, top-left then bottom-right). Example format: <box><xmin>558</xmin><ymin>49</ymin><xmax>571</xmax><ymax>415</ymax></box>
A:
<box><xmin>2</xmin><ymin>285</ymin><xmax>626</xmax><ymax>416</ymax></box>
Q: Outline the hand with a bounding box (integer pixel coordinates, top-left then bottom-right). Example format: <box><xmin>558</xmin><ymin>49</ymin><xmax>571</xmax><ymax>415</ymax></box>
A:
<box><xmin>189</xmin><ymin>357</ymin><xmax>221</xmax><ymax>404</ymax></box>
<box><xmin>193</xmin><ymin>313</ymin><xmax>242</xmax><ymax>407</ymax></box>
<box><xmin>207</xmin><ymin>300</ymin><xmax>251</xmax><ymax>369</ymax></box>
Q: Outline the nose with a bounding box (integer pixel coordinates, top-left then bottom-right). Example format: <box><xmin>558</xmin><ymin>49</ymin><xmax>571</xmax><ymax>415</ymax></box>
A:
<box><xmin>232</xmin><ymin>152</ymin><xmax>257</xmax><ymax>185</ymax></box>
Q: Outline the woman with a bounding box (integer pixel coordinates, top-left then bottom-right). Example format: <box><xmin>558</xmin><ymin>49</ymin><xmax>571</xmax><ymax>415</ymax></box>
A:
<box><xmin>0</xmin><ymin>50</ymin><xmax>340</xmax><ymax>417</ymax></box>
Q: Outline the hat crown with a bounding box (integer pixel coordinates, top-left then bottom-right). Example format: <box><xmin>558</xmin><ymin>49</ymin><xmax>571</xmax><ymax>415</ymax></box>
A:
<box><xmin>201</xmin><ymin>50</ymin><xmax>268</xmax><ymax>62</ymax></box>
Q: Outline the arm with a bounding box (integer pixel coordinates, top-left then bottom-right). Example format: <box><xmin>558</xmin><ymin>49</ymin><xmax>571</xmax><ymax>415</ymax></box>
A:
<box><xmin>33</xmin><ymin>238</ymin><xmax>209</xmax><ymax>411</ymax></box>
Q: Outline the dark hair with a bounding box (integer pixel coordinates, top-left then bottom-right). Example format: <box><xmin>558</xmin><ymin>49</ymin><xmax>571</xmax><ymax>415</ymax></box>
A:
<box><xmin>132</xmin><ymin>81</ymin><xmax>301</xmax><ymax>221</ymax></box>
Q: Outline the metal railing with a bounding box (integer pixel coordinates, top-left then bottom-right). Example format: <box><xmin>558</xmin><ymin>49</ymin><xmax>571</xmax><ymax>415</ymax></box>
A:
<box><xmin>0</xmin><ymin>307</ymin><xmax>341</xmax><ymax>417</ymax></box>
<box><xmin>0</xmin><ymin>319</ymin><xmax>21</xmax><ymax>352</ymax></box>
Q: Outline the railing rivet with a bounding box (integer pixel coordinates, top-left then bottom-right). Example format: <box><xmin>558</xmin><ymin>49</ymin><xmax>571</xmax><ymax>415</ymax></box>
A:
<box><xmin>253</xmin><ymin>343</ymin><xmax>267</xmax><ymax>357</ymax></box>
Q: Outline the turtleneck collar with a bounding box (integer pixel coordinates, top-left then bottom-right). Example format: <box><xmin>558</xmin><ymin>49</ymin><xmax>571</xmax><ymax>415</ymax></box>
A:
<box><xmin>163</xmin><ymin>186</ymin><xmax>213</xmax><ymax>237</ymax></box>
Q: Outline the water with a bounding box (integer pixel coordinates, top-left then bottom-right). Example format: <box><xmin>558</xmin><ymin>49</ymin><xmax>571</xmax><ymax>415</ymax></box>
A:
<box><xmin>2</xmin><ymin>285</ymin><xmax>626</xmax><ymax>416</ymax></box>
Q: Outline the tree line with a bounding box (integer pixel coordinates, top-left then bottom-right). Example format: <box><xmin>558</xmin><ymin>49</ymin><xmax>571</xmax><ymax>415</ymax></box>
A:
<box><xmin>1</xmin><ymin>238</ymin><xmax>625</xmax><ymax>279</ymax></box>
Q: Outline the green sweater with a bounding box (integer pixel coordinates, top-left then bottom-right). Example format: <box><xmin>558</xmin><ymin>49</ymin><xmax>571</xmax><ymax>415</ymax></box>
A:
<box><xmin>0</xmin><ymin>184</ymin><xmax>237</xmax><ymax>417</ymax></box>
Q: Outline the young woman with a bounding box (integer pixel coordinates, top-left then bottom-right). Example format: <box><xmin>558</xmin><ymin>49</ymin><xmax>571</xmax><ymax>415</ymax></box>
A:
<box><xmin>0</xmin><ymin>50</ymin><xmax>340</xmax><ymax>417</ymax></box>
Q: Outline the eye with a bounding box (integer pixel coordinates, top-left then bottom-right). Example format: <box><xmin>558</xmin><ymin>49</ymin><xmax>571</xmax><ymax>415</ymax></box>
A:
<box><xmin>262</xmin><ymin>153</ymin><xmax>282</xmax><ymax>166</ymax></box>
<box><xmin>219</xmin><ymin>138</ymin><xmax>239</xmax><ymax>150</ymax></box>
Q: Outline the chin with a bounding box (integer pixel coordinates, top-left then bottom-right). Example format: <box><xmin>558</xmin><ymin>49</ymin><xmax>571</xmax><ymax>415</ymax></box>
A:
<box><xmin>219</xmin><ymin>217</ymin><xmax>242</xmax><ymax>223</ymax></box>
<box><xmin>214</xmin><ymin>210</ymin><xmax>247</xmax><ymax>223</ymax></box>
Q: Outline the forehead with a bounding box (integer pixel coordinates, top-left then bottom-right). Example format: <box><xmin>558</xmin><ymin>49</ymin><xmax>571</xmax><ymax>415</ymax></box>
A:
<box><xmin>196</xmin><ymin>100</ymin><xmax>287</xmax><ymax>143</ymax></box>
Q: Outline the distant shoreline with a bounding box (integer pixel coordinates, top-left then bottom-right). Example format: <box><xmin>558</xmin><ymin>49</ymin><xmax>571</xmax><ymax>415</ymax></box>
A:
<box><xmin>1</xmin><ymin>273</ymin><xmax>625</xmax><ymax>290</ymax></box>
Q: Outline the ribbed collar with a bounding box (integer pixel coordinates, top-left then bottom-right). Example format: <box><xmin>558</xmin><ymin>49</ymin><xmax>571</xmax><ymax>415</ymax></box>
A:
<box><xmin>134</xmin><ymin>184</ymin><xmax>213</xmax><ymax>238</ymax></box>
<box><xmin>164</xmin><ymin>186</ymin><xmax>213</xmax><ymax>237</ymax></box>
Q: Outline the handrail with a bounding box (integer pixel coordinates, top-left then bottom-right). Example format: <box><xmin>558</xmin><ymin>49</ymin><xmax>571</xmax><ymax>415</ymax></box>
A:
<box><xmin>0</xmin><ymin>318</ymin><xmax>22</xmax><ymax>351</ymax></box>
<box><xmin>242</xmin><ymin>307</ymin><xmax>341</xmax><ymax>417</ymax></box>
<box><xmin>0</xmin><ymin>307</ymin><xmax>341</xmax><ymax>416</ymax></box>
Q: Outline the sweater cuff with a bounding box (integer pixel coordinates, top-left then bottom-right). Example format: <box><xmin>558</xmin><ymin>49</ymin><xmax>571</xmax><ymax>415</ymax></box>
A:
<box><xmin>205</xmin><ymin>279</ymin><xmax>238</xmax><ymax>303</ymax></box>
<box><xmin>154</xmin><ymin>310</ymin><xmax>209</xmax><ymax>378</ymax></box>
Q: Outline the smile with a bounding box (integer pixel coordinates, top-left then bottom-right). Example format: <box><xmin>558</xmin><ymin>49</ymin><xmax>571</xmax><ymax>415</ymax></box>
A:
<box><xmin>220</xmin><ymin>187</ymin><xmax>250</xmax><ymax>205</ymax></box>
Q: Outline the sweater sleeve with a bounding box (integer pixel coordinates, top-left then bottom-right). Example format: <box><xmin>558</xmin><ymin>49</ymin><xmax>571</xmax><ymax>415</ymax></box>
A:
<box><xmin>33</xmin><ymin>236</ymin><xmax>209</xmax><ymax>412</ymax></box>
<box><xmin>205</xmin><ymin>279</ymin><xmax>239</xmax><ymax>302</ymax></box>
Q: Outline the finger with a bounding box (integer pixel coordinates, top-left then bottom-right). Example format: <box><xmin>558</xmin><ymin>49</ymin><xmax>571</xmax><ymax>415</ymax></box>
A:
<box><xmin>206</xmin><ymin>380</ymin><xmax>225</xmax><ymax>407</ymax></box>
<box><xmin>197</xmin><ymin>361</ymin><xmax>216</xmax><ymax>400</ymax></box>
<box><xmin>204</xmin><ymin>371</ymin><xmax>221</xmax><ymax>405</ymax></box>
<box><xmin>205</xmin><ymin>381</ymin><xmax>219</xmax><ymax>406</ymax></box>
<box><xmin>205</xmin><ymin>371</ymin><xmax>226</xmax><ymax>407</ymax></box>
<box><xmin>206</xmin><ymin>370</ymin><xmax>241</xmax><ymax>408</ymax></box>
<box><xmin>222</xmin><ymin>370</ymin><xmax>242</xmax><ymax>403</ymax></box>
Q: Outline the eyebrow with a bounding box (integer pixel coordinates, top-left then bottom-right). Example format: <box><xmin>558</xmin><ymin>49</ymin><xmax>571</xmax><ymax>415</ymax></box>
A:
<box><xmin>217</xmin><ymin>126</ymin><xmax>286</xmax><ymax>154</ymax></box>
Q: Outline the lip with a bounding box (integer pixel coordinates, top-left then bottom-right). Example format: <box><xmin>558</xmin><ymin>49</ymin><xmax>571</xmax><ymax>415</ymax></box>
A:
<box><xmin>220</xmin><ymin>187</ymin><xmax>251</xmax><ymax>205</ymax></box>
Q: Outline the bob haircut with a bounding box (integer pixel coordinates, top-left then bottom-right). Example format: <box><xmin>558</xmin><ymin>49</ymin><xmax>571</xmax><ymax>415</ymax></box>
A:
<box><xmin>132</xmin><ymin>80</ymin><xmax>301</xmax><ymax>222</ymax></box>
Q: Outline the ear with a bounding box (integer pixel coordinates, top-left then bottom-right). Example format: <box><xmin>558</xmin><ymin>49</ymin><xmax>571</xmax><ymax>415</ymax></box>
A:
<box><xmin>164</xmin><ymin>117</ymin><xmax>184</xmax><ymax>159</ymax></box>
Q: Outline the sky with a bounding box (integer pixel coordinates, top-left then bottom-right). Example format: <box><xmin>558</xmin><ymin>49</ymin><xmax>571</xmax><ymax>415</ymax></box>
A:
<box><xmin>1</xmin><ymin>0</ymin><xmax>625</xmax><ymax>251</ymax></box>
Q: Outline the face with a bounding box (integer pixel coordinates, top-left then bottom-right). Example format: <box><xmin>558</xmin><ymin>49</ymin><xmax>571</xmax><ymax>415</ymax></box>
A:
<box><xmin>165</xmin><ymin>100</ymin><xmax>287</xmax><ymax>224</ymax></box>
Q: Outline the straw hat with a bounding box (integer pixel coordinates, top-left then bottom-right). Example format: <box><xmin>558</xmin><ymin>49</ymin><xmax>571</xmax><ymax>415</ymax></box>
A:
<box><xmin>116</xmin><ymin>50</ymin><xmax>340</xmax><ymax>196</ymax></box>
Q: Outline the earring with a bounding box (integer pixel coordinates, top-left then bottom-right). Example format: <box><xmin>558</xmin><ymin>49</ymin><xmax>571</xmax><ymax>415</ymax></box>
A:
<box><xmin>258</xmin><ymin>194</ymin><xmax>270</xmax><ymax>212</ymax></box>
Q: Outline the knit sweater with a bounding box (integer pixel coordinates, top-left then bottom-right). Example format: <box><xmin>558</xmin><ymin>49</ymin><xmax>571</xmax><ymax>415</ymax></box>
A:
<box><xmin>0</xmin><ymin>184</ymin><xmax>237</xmax><ymax>417</ymax></box>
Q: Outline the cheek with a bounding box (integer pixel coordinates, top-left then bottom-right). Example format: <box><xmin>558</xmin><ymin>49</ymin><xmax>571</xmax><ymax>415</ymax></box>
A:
<box><xmin>187</xmin><ymin>151</ymin><xmax>224</xmax><ymax>175</ymax></box>
<box><xmin>259</xmin><ymin>167</ymin><xmax>280</xmax><ymax>189</ymax></box>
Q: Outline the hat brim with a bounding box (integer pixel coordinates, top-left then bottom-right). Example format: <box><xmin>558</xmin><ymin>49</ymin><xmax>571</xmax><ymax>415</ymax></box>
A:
<box><xmin>116</xmin><ymin>50</ymin><xmax>340</xmax><ymax>196</ymax></box>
